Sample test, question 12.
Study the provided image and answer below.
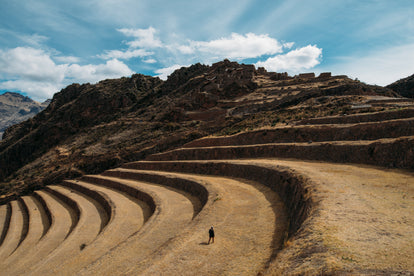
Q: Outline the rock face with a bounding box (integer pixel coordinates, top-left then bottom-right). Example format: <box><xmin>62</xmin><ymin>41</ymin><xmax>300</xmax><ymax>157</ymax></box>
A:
<box><xmin>387</xmin><ymin>73</ymin><xmax>414</xmax><ymax>98</ymax></box>
<box><xmin>0</xmin><ymin>60</ymin><xmax>412</xmax><ymax>197</ymax></box>
<box><xmin>0</xmin><ymin>92</ymin><xmax>49</xmax><ymax>139</ymax></box>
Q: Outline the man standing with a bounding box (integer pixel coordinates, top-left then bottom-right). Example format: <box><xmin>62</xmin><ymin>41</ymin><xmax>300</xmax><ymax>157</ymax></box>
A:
<box><xmin>208</xmin><ymin>226</ymin><xmax>215</xmax><ymax>244</ymax></box>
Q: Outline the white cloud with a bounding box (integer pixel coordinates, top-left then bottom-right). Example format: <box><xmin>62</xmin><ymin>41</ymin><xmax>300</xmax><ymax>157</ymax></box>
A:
<box><xmin>0</xmin><ymin>79</ymin><xmax>61</xmax><ymax>101</ymax></box>
<box><xmin>54</xmin><ymin>55</ymin><xmax>80</xmax><ymax>63</ymax></box>
<box><xmin>177</xmin><ymin>45</ymin><xmax>194</xmax><ymax>55</ymax></box>
<box><xmin>118</xmin><ymin>27</ymin><xmax>163</xmax><ymax>48</ymax></box>
<box><xmin>0</xmin><ymin>47</ymin><xmax>66</xmax><ymax>83</ymax></box>
<box><xmin>98</xmin><ymin>27</ymin><xmax>160</xmax><ymax>61</ymax></box>
<box><xmin>66</xmin><ymin>59</ymin><xmax>133</xmax><ymax>83</ymax></box>
<box><xmin>0</xmin><ymin>47</ymin><xmax>134</xmax><ymax>101</ymax></box>
<box><xmin>182</xmin><ymin>33</ymin><xmax>285</xmax><ymax>60</ymax></box>
<box><xmin>143</xmin><ymin>58</ymin><xmax>157</xmax><ymax>64</ymax></box>
<box><xmin>98</xmin><ymin>49</ymin><xmax>153</xmax><ymax>60</ymax></box>
<box><xmin>256</xmin><ymin>45</ymin><xmax>322</xmax><ymax>73</ymax></box>
<box><xmin>19</xmin><ymin>34</ymin><xmax>49</xmax><ymax>47</ymax></box>
<box><xmin>283</xmin><ymin>42</ymin><xmax>295</xmax><ymax>49</ymax></box>
<box><xmin>155</xmin><ymin>64</ymin><xmax>186</xmax><ymax>80</ymax></box>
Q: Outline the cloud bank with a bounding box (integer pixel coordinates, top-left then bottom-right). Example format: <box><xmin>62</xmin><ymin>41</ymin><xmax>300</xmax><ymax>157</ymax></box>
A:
<box><xmin>0</xmin><ymin>27</ymin><xmax>323</xmax><ymax>100</ymax></box>
<box><xmin>100</xmin><ymin>27</ymin><xmax>323</xmax><ymax>80</ymax></box>
<box><xmin>256</xmin><ymin>45</ymin><xmax>322</xmax><ymax>72</ymax></box>
<box><xmin>0</xmin><ymin>47</ymin><xmax>133</xmax><ymax>101</ymax></box>
<box><xmin>181</xmin><ymin>33</ymin><xmax>285</xmax><ymax>59</ymax></box>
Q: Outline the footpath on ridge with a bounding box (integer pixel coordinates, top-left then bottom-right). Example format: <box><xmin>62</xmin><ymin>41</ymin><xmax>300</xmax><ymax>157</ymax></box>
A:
<box><xmin>0</xmin><ymin>108</ymin><xmax>412</xmax><ymax>275</ymax></box>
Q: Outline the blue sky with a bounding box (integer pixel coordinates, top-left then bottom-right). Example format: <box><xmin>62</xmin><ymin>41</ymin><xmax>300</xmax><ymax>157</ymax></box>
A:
<box><xmin>0</xmin><ymin>0</ymin><xmax>413</xmax><ymax>101</ymax></box>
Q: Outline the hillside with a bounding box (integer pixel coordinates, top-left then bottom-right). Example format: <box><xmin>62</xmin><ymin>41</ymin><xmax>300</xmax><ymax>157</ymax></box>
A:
<box><xmin>0</xmin><ymin>92</ymin><xmax>49</xmax><ymax>139</ymax></box>
<box><xmin>0</xmin><ymin>60</ymin><xmax>413</xmax><ymax>275</ymax></box>
<box><xmin>387</xmin><ymin>73</ymin><xmax>414</xmax><ymax>98</ymax></box>
<box><xmin>0</xmin><ymin>60</ymin><xmax>411</xmax><ymax>197</ymax></box>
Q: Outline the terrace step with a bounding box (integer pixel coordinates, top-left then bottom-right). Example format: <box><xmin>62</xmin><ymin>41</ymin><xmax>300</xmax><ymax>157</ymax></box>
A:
<box><xmin>1</xmin><ymin>196</ymin><xmax>44</xmax><ymax>269</ymax></box>
<box><xmin>125</xmin><ymin>158</ymin><xmax>414</xmax><ymax>274</ymax></box>
<box><xmin>43</xmin><ymin>178</ymin><xmax>149</xmax><ymax>275</ymax></box>
<box><xmin>27</xmin><ymin>185</ymin><xmax>104</xmax><ymax>275</ymax></box>
<box><xmin>0</xmin><ymin>200</ymin><xmax>24</xmax><ymax>259</ymax></box>
<box><xmin>0</xmin><ymin>190</ymin><xmax>73</xmax><ymax>274</ymax></box>
<box><xmin>184</xmin><ymin>118</ymin><xmax>414</xmax><ymax>147</ymax></box>
<box><xmin>0</xmin><ymin>204</ymin><xmax>10</xmax><ymax>246</ymax></box>
<box><xmin>76</xmin><ymin>173</ymin><xmax>198</xmax><ymax>275</ymax></box>
<box><xmin>148</xmin><ymin>136</ymin><xmax>414</xmax><ymax>170</ymax></box>
<box><xmin>78</xmin><ymin>169</ymin><xmax>286</xmax><ymax>275</ymax></box>
<box><xmin>296</xmin><ymin>108</ymin><xmax>414</xmax><ymax>125</ymax></box>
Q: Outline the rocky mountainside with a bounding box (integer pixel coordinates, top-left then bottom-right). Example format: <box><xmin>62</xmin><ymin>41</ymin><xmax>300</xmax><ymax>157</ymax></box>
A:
<box><xmin>0</xmin><ymin>92</ymin><xmax>49</xmax><ymax>139</ymax></box>
<box><xmin>0</xmin><ymin>59</ymin><xmax>411</xmax><ymax>197</ymax></box>
<box><xmin>387</xmin><ymin>73</ymin><xmax>414</xmax><ymax>98</ymax></box>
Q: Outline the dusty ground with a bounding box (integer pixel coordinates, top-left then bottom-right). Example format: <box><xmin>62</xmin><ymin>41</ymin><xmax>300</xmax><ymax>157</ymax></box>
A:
<box><xmin>0</xmin><ymin>157</ymin><xmax>412</xmax><ymax>275</ymax></box>
<box><xmin>246</xmin><ymin>159</ymin><xmax>414</xmax><ymax>274</ymax></box>
<box><xmin>79</xmin><ymin>172</ymin><xmax>288</xmax><ymax>275</ymax></box>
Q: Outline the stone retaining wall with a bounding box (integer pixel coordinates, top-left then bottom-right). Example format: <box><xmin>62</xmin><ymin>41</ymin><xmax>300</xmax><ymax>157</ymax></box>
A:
<box><xmin>184</xmin><ymin>119</ymin><xmax>414</xmax><ymax>147</ymax></box>
<box><xmin>124</xmin><ymin>161</ymin><xmax>314</xmax><ymax>237</ymax></box>
<box><xmin>104</xmin><ymin>169</ymin><xmax>209</xmax><ymax>211</ymax></box>
<box><xmin>150</xmin><ymin>137</ymin><xmax>414</xmax><ymax>170</ymax></box>
<box><xmin>297</xmin><ymin>108</ymin><xmax>414</xmax><ymax>125</ymax></box>
<box><xmin>61</xmin><ymin>181</ymin><xmax>112</xmax><ymax>232</ymax></box>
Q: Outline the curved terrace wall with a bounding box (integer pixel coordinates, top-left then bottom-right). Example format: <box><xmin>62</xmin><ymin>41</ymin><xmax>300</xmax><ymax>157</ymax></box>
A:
<box><xmin>124</xmin><ymin>161</ymin><xmax>314</xmax><ymax>236</ymax></box>
<box><xmin>297</xmin><ymin>108</ymin><xmax>414</xmax><ymax>125</ymax></box>
<box><xmin>150</xmin><ymin>137</ymin><xmax>414</xmax><ymax>170</ymax></box>
<box><xmin>183</xmin><ymin>119</ymin><xmax>414</xmax><ymax>148</ymax></box>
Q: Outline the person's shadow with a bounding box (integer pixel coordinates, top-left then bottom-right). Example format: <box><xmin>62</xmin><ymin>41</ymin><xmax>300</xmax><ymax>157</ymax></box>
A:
<box><xmin>199</xmin><ymin>242</ymin><xmax>209</xmax><ymax>245</ymax></box>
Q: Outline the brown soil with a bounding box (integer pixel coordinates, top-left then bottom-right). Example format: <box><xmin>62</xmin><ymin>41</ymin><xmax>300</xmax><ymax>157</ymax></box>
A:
<box><xmin>251</xmin><ymin>159</ymin><xmax>414</xmax><ymax>274</ymax></box>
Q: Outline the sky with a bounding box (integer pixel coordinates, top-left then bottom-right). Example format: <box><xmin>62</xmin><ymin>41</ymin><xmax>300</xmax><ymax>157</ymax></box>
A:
<box><xmin>0</xmin><ymin>0</ymin><xmax>413</xmax><ymax>101</ymax></box>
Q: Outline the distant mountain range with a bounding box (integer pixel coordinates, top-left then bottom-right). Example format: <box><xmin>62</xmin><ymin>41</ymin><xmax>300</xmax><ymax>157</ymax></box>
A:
<box><xmin>0</xmin><ymin>92</ymin><xmax>50</xmax><ymax>139</ymax></box>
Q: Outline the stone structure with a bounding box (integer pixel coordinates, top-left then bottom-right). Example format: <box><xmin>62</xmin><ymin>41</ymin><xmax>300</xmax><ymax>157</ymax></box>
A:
<box><xmin>298</xmin><ymin>73</ymin><xmax>316</xmax><ymax>79</ymax></box>
<box><xmin>318</xmin><ymin>72</ymin><xmax>332</xmax><ymax>79</ymax></box>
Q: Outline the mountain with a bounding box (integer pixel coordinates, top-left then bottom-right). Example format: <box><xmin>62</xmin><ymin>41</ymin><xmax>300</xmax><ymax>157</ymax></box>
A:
<box><xmin>0</xmin><ymin>59</ymin><xmax>409</xmax><ymax>197</ymax></box>
<box><xmin>0</xmin><ymin>92</ymin><xmax>49</xmax><ymax>139</ymax></box>
<box><xmin>387</xmin><ymin>74</ymin><xmax>414</xmax><ymax>98</ymax></box>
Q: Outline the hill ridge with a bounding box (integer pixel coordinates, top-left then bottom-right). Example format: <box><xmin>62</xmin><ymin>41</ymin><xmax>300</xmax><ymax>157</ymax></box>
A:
<box><xmin>0</xmin><ymin>60</ymin><xmax>412</xmax><ymax>198</ymax></box>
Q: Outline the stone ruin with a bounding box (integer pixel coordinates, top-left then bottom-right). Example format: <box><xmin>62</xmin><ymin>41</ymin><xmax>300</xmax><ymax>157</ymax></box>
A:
<box><xmin>295</xmin><ymin>72</ymin><xmax>333</xmax><ymax>79</ymax></box>
<box><xmin>256</xmin><ymin>67</ymin><xmax>291</xmax><ymax>80</ymax></box>
<box><xmin>256</xmin><ymin>67</ymin><xmax>333</xmax><ymax>81</ymax></box>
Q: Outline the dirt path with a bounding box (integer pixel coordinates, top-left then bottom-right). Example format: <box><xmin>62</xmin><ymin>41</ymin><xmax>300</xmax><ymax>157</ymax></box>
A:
<box><xmin>235</xmin><ymin>159</ymin><xmax>414</xmax><ymax>273</ymax></box>
<box><xmin>1</xmin><ymin>158</ymin><xmax>411</xmax><ymax>274</ymax></box>
<box><xmin>127</xmin><ymin>172</ymin><xmax>287</xmax><ymax>276</ymax></box>
<box><xmin>77</xmin><ymin>175</ymin><xmax>197</xmax><ymax>275</ymax></box>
